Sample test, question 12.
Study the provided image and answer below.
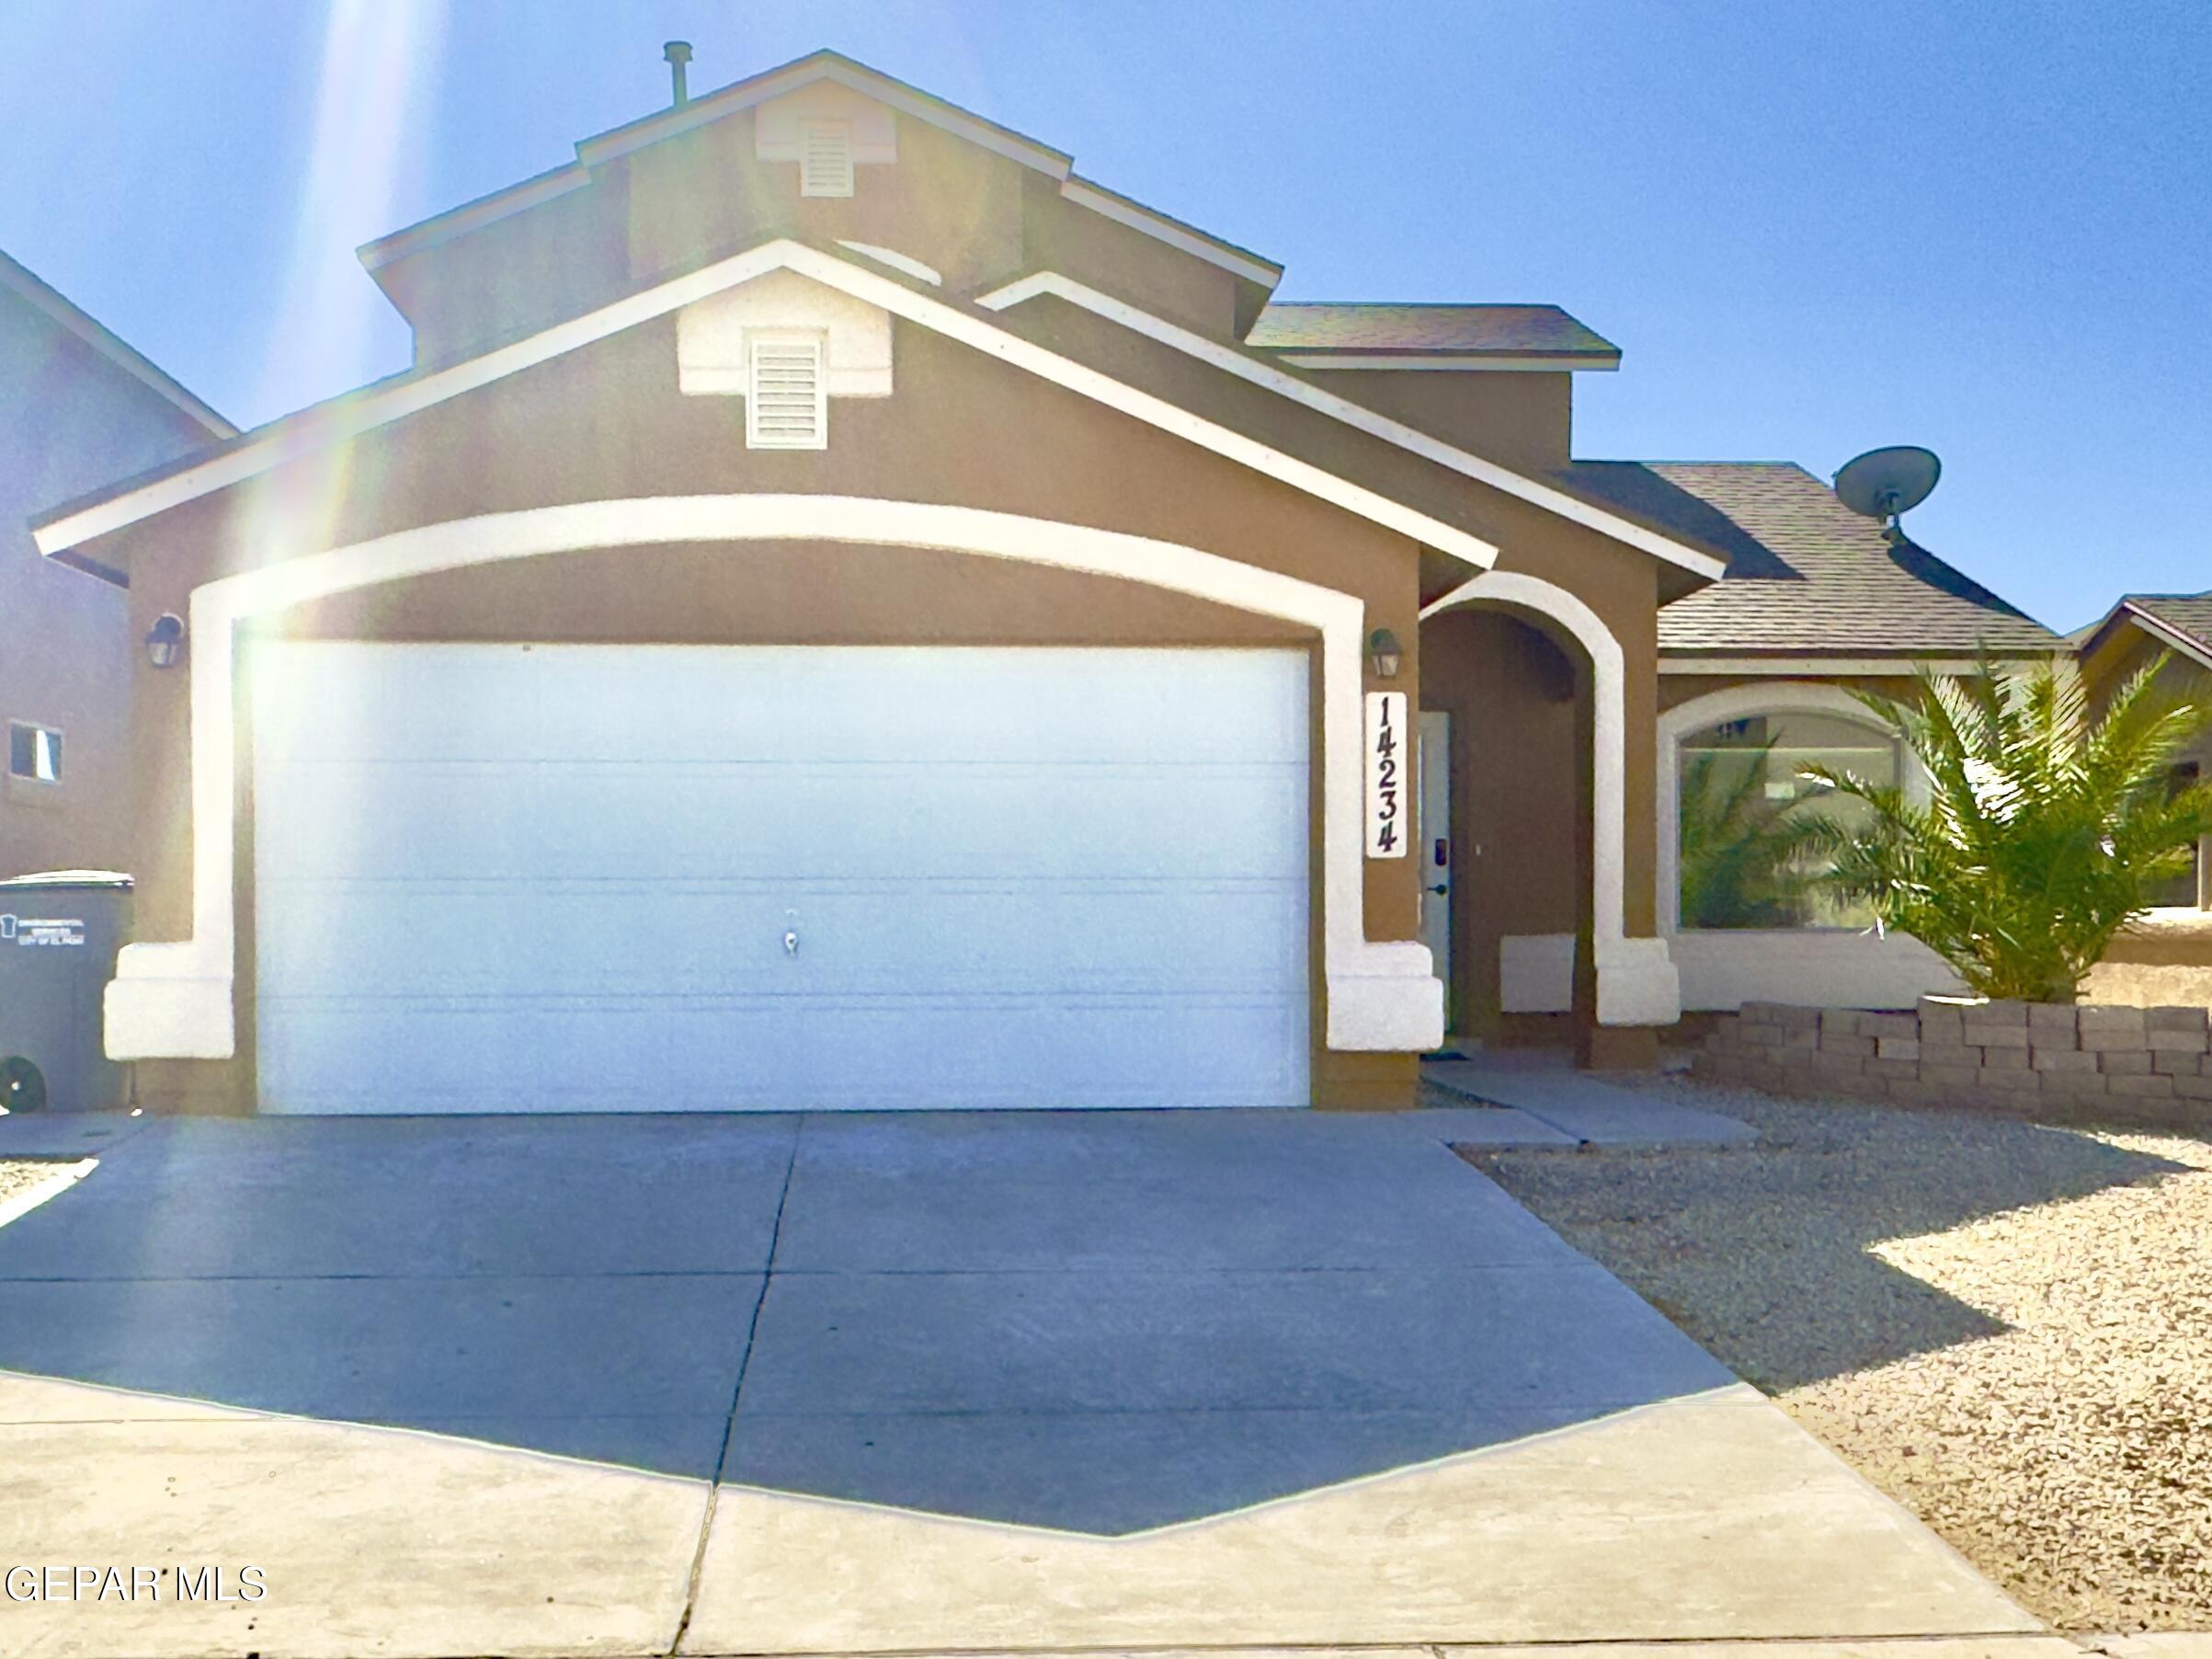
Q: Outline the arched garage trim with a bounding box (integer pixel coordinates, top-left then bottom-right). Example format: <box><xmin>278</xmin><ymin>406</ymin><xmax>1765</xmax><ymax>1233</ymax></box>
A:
<box><xmin>1422</xmin><ymin>568</ymin><xmax>1680</xmax><ymax>1025</ymax></box>
<box><xmin>107</xmin><ymin>495</ymin><xmax>1444</xmax><ymax>1060</ymax></box>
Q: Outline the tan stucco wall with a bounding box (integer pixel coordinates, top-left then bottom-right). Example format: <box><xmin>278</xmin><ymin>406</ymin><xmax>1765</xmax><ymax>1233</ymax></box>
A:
<box><xmin>1294</xmin><ymin>369</ymin><xmax>1571</xmax><ymax>474</ymax></box>
<box><xmin>92</xmin><ymin>314</ymin><xmax>1432</xmax><ymax>1113</ymax></box>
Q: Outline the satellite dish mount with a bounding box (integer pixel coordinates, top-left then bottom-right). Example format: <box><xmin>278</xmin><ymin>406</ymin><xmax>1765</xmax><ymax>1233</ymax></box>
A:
<box><xmin>1832</xmin><ymin>445</ymin><xmax>1942</xmax><ymax>545</ymax></box>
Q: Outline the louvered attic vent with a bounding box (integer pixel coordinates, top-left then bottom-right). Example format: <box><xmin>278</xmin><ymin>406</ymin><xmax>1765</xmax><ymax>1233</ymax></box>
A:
<box><xmin>800</xmin><ymin>120</ymin><xmax>855</xmax><ymax>198</ymax></box>
<box><xmin>746</xmin><ymin>337</ymin><xmax>827</xmax><ymax>450</ymax></box>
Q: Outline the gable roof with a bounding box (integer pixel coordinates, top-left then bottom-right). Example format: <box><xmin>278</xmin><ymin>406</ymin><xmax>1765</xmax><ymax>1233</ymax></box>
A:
<box><xmin>1572</xmin><ymin>461</ymin><xmax>2062</xmax><ymax>658</ymax></box>
<box><xmin>29</xmin><ymin>238</ymin><xmax>1494</xmax><ymax>572</ymax></box>
<box><xmin>0</xmin><ymin>249</ymin><xmax>235</xmax><ymax>439</ymax></box>
<box><xmin>1248</xmin><ymin>303</ymin><xmax>1619</xmax><ymax>368</ymax></box>
<box><xmin>356</xmin><ymin>49</ymin><xmax>1283</xmax><ymax>291</ymax></box>
<box><xmin>2075</xmin><ymin>591</ymin><xmax>2212</xmax><ymax>672</ymax></box>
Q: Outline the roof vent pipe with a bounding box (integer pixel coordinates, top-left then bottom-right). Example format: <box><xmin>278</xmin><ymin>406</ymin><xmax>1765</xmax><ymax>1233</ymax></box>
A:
<box><xmin>663</xmin><ymin>40</ymin><xmax>693</xmax><ymax>108</ymax></box>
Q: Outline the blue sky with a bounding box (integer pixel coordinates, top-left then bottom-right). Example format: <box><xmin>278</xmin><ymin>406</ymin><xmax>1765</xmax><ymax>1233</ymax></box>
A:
<box><xmin>2</xmin><ymin>0</ymin><xmax>2205</xmax><ymax>631</ymax></box>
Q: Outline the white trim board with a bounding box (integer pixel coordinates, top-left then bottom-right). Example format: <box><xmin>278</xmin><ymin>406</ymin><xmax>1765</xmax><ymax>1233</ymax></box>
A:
<box><xmin>104</xmin><ymin>496</ymin><xmax>1442</xmax><ymax>1063</ymax></box>
<box><xmin>834</xmin><ymin>242</ymin><xmax>941</xmax><ymax>286</ymax></box>
<box><xmin>1658</xmin><ymin>655</ymin><xmax>2058</xmax><ymax>676</ymax></box>
<box><xmin>2116</xmin><ymin>606</ymin><xmax>2212</xmax><ymax>676</ymax></box>
<box><xmin>357</xmin><ymin>165</ymin><xmax>593</xmax><ymax>272</ymax></box>
<box><xmin>1056</xmin><ymin>178</ymin><xmax>1282</xmax><ymax>288</ymax></box>
<box><xmin>977</xmin><ymin>271</ymin><xmax>1727</xmax><ymax>581</ymax></box>
<box><xmin>1275</xmin><ymin>352</ymin><xmax>1616</xmax><ymax>373</ymax></box>
<box><xmin>34</xmin><ymin>241</ymin><xmax>1497</xmax><ymax>574</ymax></box>
<box><xmin>1422</xmin><ymin>569</ymin><xmax>1681</xmax><ymax>1026</ymax></box>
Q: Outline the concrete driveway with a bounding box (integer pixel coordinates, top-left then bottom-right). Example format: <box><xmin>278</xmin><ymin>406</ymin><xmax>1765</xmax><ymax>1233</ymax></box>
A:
<box><xmin>0</xmin><ymin>1106</ymin><xmax>2034</xmax><ymax>1656</ymax></box>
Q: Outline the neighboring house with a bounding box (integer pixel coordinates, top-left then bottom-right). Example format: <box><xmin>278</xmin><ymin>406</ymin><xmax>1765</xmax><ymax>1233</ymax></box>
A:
<box><xmin>2073</xmin><ymin>591</ymin><xmax>2212</xmax><ymax>910</ymax></box>
<box><xmin>0</xmin><ymin>251</ymin><xmax>234</xmax><ymax>877</ymax></box>
<box><xmin>28</xmin><ymin>50</ymin><xmax>2065</xmax><ymax>1115</ymax></box>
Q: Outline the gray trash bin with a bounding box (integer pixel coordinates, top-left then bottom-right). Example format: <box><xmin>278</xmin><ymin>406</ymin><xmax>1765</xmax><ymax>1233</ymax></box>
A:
<box><xmin>0</xmin><ymin>872</ymin><xmax>131</xmax><ymax>1114</ymax></box>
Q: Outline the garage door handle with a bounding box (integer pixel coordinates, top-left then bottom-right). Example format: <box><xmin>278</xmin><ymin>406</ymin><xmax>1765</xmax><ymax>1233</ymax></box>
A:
<box><xmin>783</xmin><ymin>930</ymin><xmax>800</xmax><ymax>955</ymax></box>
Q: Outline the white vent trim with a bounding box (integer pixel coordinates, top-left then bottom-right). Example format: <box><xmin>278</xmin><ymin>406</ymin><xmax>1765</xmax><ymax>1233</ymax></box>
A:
<box><xmin>746</xmin><ymin>335</ymin><xmax>827</xmax><ymax>449</ymax></box>
<box><xmin>800</xmin><ymin>120</ymin><xmax>855</xmax><ymax>198</ymax></box>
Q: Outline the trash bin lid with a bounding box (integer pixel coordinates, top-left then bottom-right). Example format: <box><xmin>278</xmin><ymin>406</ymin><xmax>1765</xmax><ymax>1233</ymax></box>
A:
<box><xmin>0</xmin><ymin>870</ymin><xmax>132</xmax><ymax>891</ymax></box>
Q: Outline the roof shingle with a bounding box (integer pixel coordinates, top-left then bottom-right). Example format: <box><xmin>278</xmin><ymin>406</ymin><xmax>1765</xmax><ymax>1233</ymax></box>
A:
<box><xmin>2118</xmin><ymin>593</ymin><xmax>2212</xmax><ymax>658</ymax></box>
<box><xmin>1246</xmin><ymin>303</ymin><xmax>1618</xmax><ymax>360</ymax></box>
<box><xmin>1561</xmin><ymin>461</ymin><xmax>2061</xmax><ymax>657</ymax></box>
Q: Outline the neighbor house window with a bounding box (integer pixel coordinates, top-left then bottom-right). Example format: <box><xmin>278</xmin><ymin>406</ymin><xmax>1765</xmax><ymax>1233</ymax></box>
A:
<box><xmin>6</xmin><ymin>722</ymin><xmax>61</xmax><ymax>786</ymax></box>
<box><xmin>1676</xmin><ymin>710</ymin><xmax>1898</xmax><ymax>929</ymax></box>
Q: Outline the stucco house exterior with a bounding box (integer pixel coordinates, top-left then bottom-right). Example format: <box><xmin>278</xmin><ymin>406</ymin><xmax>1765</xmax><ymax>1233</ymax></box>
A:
<box><xmin>28</xmin><ymin>51</ymin><xmax>2071</xmax><ymax>1115</ymax></box>
<box><xmin>1</xmin><ymin>251</ymin><xmax>234</xmax><ymax>877</ymax></box>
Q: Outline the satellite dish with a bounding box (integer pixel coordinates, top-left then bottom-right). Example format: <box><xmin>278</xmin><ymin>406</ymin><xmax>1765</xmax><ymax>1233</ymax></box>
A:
<box><xmin>1833</xmin><ymin>445</ymin><xmax>1941</xmax><ymax>543</ymax></box>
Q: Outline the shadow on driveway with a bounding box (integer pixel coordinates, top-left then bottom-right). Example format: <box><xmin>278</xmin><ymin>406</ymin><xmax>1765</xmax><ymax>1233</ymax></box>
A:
<box><xmin>0</xmin><ymin>1108</ymin><xmax>1743</xmax><ymax>1534</ymax></box>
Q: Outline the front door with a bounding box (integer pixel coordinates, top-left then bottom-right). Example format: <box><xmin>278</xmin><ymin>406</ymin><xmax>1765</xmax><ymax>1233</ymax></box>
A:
<box><xmin>1417</xmin><ymin>710</ymin><xmax>1453</xmax><ymax>1022</ymax></box>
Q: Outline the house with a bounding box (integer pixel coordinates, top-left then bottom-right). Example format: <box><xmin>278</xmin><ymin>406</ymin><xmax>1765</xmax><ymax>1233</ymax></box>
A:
<box><xmin>26</xmin><ymin>50</ymin><xmax>2063</xmax><ymax>1115</ymax></box>
<box><xmin>1</xmin><ymin>252</ymin><xmax>234</xmax><ymax>877</ymax></box>
<box><xmin>2073</xmin><ymin>591</ymin><xmax>2212</xmax><ymax>909</ymax></box>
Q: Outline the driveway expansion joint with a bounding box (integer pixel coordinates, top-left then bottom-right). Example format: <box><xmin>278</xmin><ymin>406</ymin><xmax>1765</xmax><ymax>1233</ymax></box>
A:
<box><xmin>670</xmin><ymin>1116</ymin><xmax>802</xmax><ymax>1657</ymax></box>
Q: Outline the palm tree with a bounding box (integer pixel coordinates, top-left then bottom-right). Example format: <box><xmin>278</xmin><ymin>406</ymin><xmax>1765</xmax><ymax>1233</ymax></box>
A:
<box><xmin>1790</xmin><ymin>651</ymin><xmax>2212</xmax><ymax>1003</ymax></box>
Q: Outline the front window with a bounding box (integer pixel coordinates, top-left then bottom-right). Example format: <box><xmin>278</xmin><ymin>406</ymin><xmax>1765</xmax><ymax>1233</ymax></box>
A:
<box><xmin>1676</xmin><ymin>709</ymin><xmax>1898</xmax><ymax>929</ymax></box>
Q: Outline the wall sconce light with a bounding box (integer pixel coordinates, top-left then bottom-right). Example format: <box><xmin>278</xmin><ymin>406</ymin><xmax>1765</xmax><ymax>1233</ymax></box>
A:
<box><xmin>144</xmin><ymin>612</ymin><xmax>186</xmax><ymax>669</ymax></box>
<box><xmin>1368</xmin><ymin>627</ymin><xmax>1403</xmax><ymax>679</ymax></box>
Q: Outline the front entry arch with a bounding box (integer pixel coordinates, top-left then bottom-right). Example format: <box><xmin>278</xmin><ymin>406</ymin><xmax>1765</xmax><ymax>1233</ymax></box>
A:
<box><xmin>1420</xmin><ymin>568</ymin><xmax>1679</xmax><ymax>1030</ymax></box>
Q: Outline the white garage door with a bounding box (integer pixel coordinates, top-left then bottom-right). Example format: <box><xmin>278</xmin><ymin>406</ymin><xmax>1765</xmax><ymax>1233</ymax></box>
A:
<box><xmin>252</xmin><ymin>642</ymin><xmax>1310</xmax><ymax>1113</ymax></box>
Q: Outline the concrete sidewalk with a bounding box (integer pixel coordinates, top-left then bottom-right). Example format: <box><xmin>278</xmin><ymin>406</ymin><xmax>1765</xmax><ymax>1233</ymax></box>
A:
<box><xmin>1425</xmin><ymin>1048</ymin><xmax>1759</xmax><ymax>1145</ymax></box>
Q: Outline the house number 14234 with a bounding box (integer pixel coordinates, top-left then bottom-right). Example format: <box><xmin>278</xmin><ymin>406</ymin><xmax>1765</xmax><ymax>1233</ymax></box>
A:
<box><xmin>1364</xmin><ymin>692</ymin><xmax>1408</xmax><ymax>858</ymax></box>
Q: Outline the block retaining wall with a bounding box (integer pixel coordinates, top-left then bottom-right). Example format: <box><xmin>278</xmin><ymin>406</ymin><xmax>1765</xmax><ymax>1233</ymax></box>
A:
<box><xmin>1693</xmin><ymin>996</ymin><xmax>2212</xmax><ymax>1132</ymax></box>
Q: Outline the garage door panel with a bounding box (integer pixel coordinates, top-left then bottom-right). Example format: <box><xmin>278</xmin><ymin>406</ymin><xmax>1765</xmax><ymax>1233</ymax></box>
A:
<box><xmin>255</xmin><ymin>645</ymin><xmax>1308</xmax><ymax>766</ymax></box>
<box><xmin>257</xmin><ymin>882</ymin><xmax>1306</xmax><ymax>997</ymax></box>
<box><xmin>257</xmin><ymin>997</ymin><xmax>1308</xmax><ymax>1113</ymax></box>
<box><xmin>253</xmin><ymin>643</ymin><xmax>1310</xmax><ymax>1113</ymax></box>
<box><xmin>257</xmin><ymin>764</ymin><xmax>1307</xmax><ymax>883</ymax></box>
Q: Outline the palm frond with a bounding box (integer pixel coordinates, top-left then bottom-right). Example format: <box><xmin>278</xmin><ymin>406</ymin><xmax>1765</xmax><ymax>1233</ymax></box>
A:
<box><xmin>1800</xmin><ymin>647</ymin><xmax>2212</xmax><ymax>1001</ymax></box>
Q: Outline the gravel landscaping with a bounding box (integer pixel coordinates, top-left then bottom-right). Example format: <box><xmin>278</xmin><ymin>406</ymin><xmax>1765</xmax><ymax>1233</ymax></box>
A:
<box><xmin>0</xmin><ymin>1159</ymin><xmax>80</xmax><ymax>1215</ymax></box>
<box><xmin>1457</xmin><ymin>1075</ymin><xmax>2212</xmax><ymax>1632</ymax></box>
